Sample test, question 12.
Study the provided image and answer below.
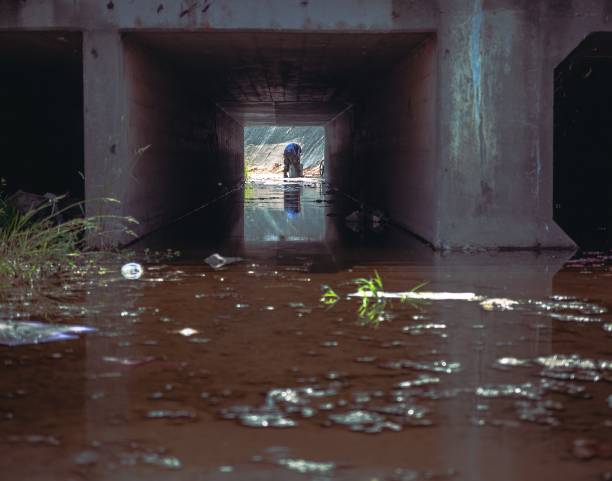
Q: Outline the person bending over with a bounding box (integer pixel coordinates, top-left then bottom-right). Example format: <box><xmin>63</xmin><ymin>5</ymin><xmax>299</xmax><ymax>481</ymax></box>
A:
<box><xmin>283</xmin><ymin>143</ymin><xmax>303</xmax><ymax>178</ymax></box>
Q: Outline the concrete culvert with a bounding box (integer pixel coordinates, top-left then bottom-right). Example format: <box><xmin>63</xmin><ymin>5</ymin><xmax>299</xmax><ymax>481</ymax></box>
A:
<box><xmin>554</xmin><ymin>32</ymin><xmax>612</xmax><ymax>249</ymax></box>
<box><xmin>118</xmin><ymin>31</ymin><xmax>435</xmax><ymax>242</ymax></box>
<box><xmin>0</xmin><ymin>32</ymin><xmax>84</xmax><ymax>203</ymax></box>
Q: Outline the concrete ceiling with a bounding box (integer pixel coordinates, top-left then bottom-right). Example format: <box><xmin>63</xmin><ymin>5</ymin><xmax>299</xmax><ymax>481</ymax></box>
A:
<box><xmin>126</xmin><ymin>31</ymin><xmax>429</xmax><ymax>125</ymax></box>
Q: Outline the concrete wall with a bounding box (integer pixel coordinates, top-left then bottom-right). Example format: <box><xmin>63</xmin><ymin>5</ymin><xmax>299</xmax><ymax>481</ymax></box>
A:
<box><xmin>5</xmin><ymin>0</ymin><xmax>612</xmax><ymax>249</ymax></box>
<box><xmin>350</xmin><ymin>35</ymin><xmax>437</xmax><ymax>241</ymax></box>
<box><xmin>325</xmin><ymin>108</ymin><xmax>354</xmax><ymax>194</ymax></box>
<box><xmin>122</xmin><ymin>37</ymin><xmax>243</xmax><ymax>237</ymax></box>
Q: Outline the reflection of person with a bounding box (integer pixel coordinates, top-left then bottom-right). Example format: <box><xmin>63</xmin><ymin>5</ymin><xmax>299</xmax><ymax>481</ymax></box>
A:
<box><xmin>283</xmin><ymin>143</ymin><xmax>303</xmax><ymax>178</ymax></box>
<box><xmin>284</xmin><ymin>184</ymin><xmax>302</xmax><ymax>217</ymax></box>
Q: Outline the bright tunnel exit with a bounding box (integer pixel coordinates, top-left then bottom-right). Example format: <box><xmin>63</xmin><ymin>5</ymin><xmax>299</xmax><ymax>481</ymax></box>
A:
<box><xmin>243</xmin><ymin>126</ymin><xmax>327</xmax><ymax>243</ymax></box>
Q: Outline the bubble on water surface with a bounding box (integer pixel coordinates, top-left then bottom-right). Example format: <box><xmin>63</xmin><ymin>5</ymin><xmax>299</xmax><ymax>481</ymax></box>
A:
<box><xmin>121</xmin><ymin>262</ymin><xmax>143</xmax><ymax>280</ymax></box>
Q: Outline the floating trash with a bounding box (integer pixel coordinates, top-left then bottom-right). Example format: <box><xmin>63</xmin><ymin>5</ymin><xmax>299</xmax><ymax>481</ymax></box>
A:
<box><xmin>121</xmin><ymin>262</ymin><xmax>144</xmax><ymax>280</ymax></box>
<box><xmin>0</xmin><ymin>321</ymin><xmax>96</xmax><ymax>346</ymax></box>
<box><xmin>204</xmin><ymin>253</ymin><xmax>243</xmax><ymax>269</ymax></box>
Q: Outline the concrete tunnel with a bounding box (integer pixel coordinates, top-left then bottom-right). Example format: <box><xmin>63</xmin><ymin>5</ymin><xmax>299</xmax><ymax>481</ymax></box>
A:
<box><xmin>9</xmin><ymin>0</ymin><xmax>612</xmax><ymax>251</ymax></box>
<box><xmin>108</xmin><ymin>31</ymin><xmax>437</xmax><ymax>245</ymax></box>
<box><xmin>0</xmin><ymin>32</ymin><xmax>84</xmax><ymax>202</ymax></box>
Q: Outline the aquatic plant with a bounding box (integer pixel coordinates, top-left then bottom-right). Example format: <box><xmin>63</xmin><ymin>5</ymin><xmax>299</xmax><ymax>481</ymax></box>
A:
<box><xmin>320</xmin><ymin>271</ymin><xmax>428</xmax><ymax>327</ymax></box>
<box><xmin>0</xmin><ymin>192</ymin><xmax>137</xmax><ymax>288</ymax></box>
<box><xmin>399</xmin><ymin>281</ymin><xmax>430</xmax><ymax>310</ymax></box>
<box><xmin>354</xmin><ymin>270</ymin><xmax>384</xmax><ymax>317</ymax></box>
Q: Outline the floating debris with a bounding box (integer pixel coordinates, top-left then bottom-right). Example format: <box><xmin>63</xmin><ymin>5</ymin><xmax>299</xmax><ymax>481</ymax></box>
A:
<box><xmin>0</xmin><ymin>321</ymin><xmax>95</xmax><ymax>346</ymax></box>
<box><xmin>204</xmin><ymin>253</ymin><xmax>243</xmax><ymax>269</ymax></box>
<box><xmin>121</xmin><ymin>262</ymin><xmax>144</xmax><ymax>280</ymax></box>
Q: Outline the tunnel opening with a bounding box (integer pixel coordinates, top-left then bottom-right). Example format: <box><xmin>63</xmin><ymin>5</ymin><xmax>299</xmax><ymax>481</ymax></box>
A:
<box><xmin>121</xmin><ymin>31</ymin><xmax>436</xmax><ymax>243</ymax></box>
<box><xmin>554</xmin><ymin>32</ymin><xmax>612</xmax><ymax>249</ymax></box>
<box><xmin>243</xmin><ymin>125</ymin><xmax>327</xmax><ymax>244</ymax></box>
<box><xmin>0</xmin><ymin>32</ymin><xmax>84</xmax><ymax>202</ymax></box>
<box><xmin>244</xmin><ymin>125</ymin><xmax>325</xmax><ymax>178</ymax></box>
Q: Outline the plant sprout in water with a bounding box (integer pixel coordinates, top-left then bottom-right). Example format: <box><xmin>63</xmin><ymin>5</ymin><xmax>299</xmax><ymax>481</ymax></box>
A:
<box><xmin>320</xmin><ymin>272</ymin><xmax>428</xmax><ymax>327</ymax></box>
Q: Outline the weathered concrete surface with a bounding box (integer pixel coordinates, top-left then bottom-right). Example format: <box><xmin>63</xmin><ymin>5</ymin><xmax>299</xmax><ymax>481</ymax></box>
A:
<box><xmin>2</xmin><ymin>0</ymin><xmax>612</xmax><ymax>248</ymax></box>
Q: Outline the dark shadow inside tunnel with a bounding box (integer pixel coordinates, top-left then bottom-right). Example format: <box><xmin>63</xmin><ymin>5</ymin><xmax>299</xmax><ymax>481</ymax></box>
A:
<box><xmin>121</xmin><ymin>31</ymin><xmax>437</xmax><ymax>244</ymax></box>
<box><xmin>554</xmin><ymin>32</ymin><xmax>612</xmax><ymax>249</ymax></box>
<box><xmin>0</xmin><ymin>32</ymin><xmax>84</xmax><ymax>201</ymax></box>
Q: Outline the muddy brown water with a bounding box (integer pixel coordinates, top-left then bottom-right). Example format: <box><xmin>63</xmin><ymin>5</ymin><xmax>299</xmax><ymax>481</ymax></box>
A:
<box><xmin>1</xmin><ymin>176</ymin><xmax>611</xmax><ymax>481</ymax></box>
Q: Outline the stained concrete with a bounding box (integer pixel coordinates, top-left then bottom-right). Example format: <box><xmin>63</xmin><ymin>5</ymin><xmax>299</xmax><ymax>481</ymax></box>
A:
<box><xmin>3</xmin><ymin>0</ymin><xmax>612</xmax><ymax>248</ymax></box>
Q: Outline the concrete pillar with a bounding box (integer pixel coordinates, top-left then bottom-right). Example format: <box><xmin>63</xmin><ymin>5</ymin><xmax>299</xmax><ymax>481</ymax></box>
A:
<box><xmin>83</xmin><ymin>30</ymin><xmax>130</xmax><ymax>245</ymax></box>
<box><xmin>435</xmin><ymin>0</ymin><xmax>574</xmax><ymax>250</ymax></box>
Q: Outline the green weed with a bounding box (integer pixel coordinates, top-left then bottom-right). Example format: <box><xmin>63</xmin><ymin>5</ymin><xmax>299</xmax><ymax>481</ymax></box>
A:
<box><xmin>319</xmin><ymin>271</ymin><xmax>428</xmax><ymax>327</ymax></box>
<box><xmin>0</xmin><ymin>192</ymin><xmax>138</xmax><ymax>288</ymax></box>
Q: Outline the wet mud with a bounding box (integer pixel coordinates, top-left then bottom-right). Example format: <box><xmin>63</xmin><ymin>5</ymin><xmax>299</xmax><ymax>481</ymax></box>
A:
<box><xmin>1</xmin><ymin>175</ymin><xmax>611</xmax><ymax>480</ymax></box>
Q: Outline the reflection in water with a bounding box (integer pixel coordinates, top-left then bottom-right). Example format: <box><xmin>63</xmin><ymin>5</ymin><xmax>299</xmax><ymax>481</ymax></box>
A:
<box><xmin>244</xmin><ymin>178</ymin><xmax>325</xmax><ymax>243</ymax></box>
<box><xmin>3</xmin><ymin>175</ymin><xmax>612</xmax><ymax>481</ymax></box>
<box><xmin>283</xmin><ymin>183</ymin><xmax>302</xmax><ymax>217</ymax></box>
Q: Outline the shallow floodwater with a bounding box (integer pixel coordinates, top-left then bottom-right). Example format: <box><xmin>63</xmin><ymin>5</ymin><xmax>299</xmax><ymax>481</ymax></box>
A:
<box><xmin>1</xmin><ymin>175</ymin><xmax>611</xmax><ymax>481</ymax></box>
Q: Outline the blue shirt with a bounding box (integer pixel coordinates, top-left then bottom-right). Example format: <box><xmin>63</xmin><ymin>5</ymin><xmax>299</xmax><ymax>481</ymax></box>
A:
<box><xmin>284</xmin><ymin>143</ymin><xmax>302</xmax><ymax>157</ymax></box>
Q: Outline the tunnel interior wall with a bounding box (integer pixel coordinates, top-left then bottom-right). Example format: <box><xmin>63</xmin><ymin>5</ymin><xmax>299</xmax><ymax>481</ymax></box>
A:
<box><xmin>354</xmin><ymin>36</ymin><xmax>437</xmax><ymax>240</ymax></box>
<box><xmin>122</xmin><ymin>37</ymin><xmax>243</xmax><ymax>235</ymax></box>
<box><xmin>0</xmin><ymin>33</ymin><xmax>83</xmax><ymax>201</ymax></box>
<box><xmin>325</xmin><ymin>108</ymin><xmax>354</xmax><ymax>194</ymax></box>
<box><xmin>325</xmin><ymin>36</ymin><xmax>437</xmax><ymax>243</ymax></box>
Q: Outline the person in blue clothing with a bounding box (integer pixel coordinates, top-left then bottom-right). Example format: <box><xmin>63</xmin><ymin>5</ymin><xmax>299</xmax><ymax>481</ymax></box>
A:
<box><xmin>283</xmin><ymin>143</ymin><xmax>303</xmax><ymax>178</ymax></box>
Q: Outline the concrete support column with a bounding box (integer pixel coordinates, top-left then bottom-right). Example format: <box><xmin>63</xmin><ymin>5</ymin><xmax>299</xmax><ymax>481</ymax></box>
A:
<box><xmin>435</xmin><ymin>0</ymin><xmax>574</xmax><ymax>250</ymax></box>
<box><xmin>83</xmin><ymin>30</ymin><xmax>130</xmax><ymax>245</ymax></box>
